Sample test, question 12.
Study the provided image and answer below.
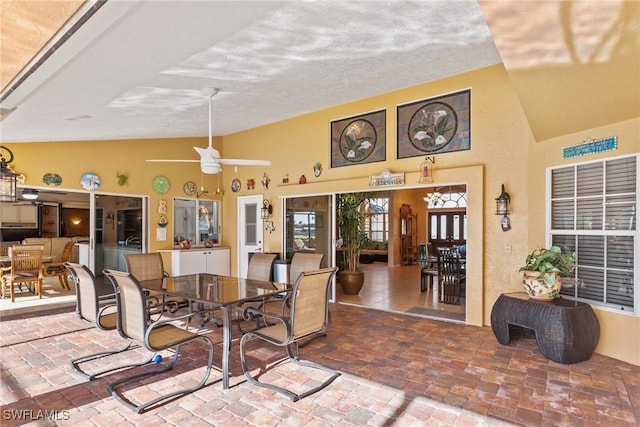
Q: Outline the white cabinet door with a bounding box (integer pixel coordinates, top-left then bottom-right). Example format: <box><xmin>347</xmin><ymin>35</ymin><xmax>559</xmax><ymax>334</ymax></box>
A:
<box><xmin>170</xmin><ymin>248</ymin><xmax>230</xmax><ymax>276</ymax></box>
<box><xmin>206</xmin><ymin>248</ymin><xmax>230</xmax><ymax>276</ymax></box>
<box><xmin>20</xmin><ymin>206</ymin><xmax>38</xmax><ymax>223</ymax></box>
<box><xmin>175</xmin><ymin>250</ymin><xmax>207</xmax><ymax>275</ymax></box>
<box><xmin>0</xmin><ymin>205</ymin><xmax>37</xmax><ymax>224</ymax></box>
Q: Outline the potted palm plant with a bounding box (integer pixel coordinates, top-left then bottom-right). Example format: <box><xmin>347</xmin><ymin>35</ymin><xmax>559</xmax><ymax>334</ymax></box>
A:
<box><xmin>336</xmin><ymin>192</ymin><xmax>377</xmax><ymax>295</ymax></box>
<box><xmin>518</xmin><ymin>245</ymin><xmax>576</xmax><ymax>300</ymax></box>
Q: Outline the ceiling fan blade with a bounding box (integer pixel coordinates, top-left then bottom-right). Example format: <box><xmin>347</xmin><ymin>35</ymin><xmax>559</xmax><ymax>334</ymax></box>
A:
<box><xmin>219</xmin><ymin>158</ymin><xmax>271</xmax><ymax>166</ymax></box>
<box><xmin>146</xmin><ymin>159</ymin><xmax>199</xmax><ymax>163</ymax></box>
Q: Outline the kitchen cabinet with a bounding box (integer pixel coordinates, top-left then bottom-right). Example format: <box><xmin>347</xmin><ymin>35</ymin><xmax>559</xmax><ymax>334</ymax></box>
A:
<box><xmin>164</xmin><ymin>247</ymin><xmax>230</xmax><ymax>276</ymax></box>
<box><xmin>0</xmin><ymin>204</ymin><xmax>38</xmax><ymax>225</ymax></box>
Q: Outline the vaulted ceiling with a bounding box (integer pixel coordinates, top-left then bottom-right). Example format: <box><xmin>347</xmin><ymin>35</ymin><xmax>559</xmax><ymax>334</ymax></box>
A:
<box><xmin>1</xmin><ymin>1</ymin><xmax>638</xmax><ymax>144</ymax></box>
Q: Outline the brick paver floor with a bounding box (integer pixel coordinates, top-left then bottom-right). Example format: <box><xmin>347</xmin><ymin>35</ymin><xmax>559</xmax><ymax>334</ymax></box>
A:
<box><xmin>1</xmin><ymin>304</ymin><xmax>638</xmax><ymax>426</ymax></box>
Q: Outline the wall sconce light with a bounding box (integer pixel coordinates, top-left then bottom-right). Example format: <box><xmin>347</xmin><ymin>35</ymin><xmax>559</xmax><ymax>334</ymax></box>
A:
<box><xmin>495</xmin><ymin>184</ymin><xmax>511</xmax><ymax>231</ymax></box>
<box><xmin>261</xmin><ymin>199</ymin><xmax>273</xmax><ymax>219</ymax></box>
<box><xmin>105</xmin><ymin>211</ymin><xmax>114</xmax><ymax>224</ymax></box>
<box><xmin>71</xmin><ymin>218</ymin><xmax>82</xmax><ymax>226</ymax></box>
<box><xmin>0</xmin><ymin>146</ymin><xmax>18</xmax><ymax>203</ymax></box>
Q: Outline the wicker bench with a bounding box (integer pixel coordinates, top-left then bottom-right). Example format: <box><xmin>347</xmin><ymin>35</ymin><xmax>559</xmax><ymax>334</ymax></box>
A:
<box><xmin>490</xmin><ymin>293</ymin><xmax>600</xmax><ymax>364</ymax></box>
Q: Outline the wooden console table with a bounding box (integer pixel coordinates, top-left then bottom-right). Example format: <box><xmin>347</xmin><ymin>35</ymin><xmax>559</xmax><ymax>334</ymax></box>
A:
<box><xmin>490</xmin><ymin>292</ymin><xmax>600</xmax><ymax>364</ymax></box>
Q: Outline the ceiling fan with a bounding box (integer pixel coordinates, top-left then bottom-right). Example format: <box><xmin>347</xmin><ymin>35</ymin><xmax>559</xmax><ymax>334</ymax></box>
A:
<box><xmin>146</xmin><ymin>89</ymin><xmax>271</xmax><ymax>174</ymax></box>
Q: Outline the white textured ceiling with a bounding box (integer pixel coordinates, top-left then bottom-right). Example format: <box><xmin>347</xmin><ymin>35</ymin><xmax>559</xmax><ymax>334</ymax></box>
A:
<box><xmin>0</xmin><ymin>0</ymin><xmax>501</xmax><ymax>143</ymax></box>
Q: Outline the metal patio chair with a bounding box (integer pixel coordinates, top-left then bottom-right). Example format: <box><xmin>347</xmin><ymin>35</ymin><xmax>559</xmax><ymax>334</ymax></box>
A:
<box><xmin>103</xmin><ymin>269</ymin><xmax>214</xmax><ymax>413</ymax></box>
<box><xmin>66</xmin><ymin>262</ymin><xmax>144</xmax><ymax>380</ymax></box>
<box><xmin>240</xmin><ymin>267</ymin><xmax>340</xmax><ymax>401</ymax></box>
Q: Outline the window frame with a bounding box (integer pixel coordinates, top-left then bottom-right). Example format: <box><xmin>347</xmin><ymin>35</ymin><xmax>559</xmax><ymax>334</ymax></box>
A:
<box><xmin>546</xmin><ymin>154</ymin><xmax>638</xmax><ymax>315</ymax></box>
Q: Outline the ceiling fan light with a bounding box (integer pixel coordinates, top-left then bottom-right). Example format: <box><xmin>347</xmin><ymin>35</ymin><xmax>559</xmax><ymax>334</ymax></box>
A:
<box><xmin>22</xmin><ymin>189</ymin><xmax>39</xmax><ymax>200</ymax></box>
<box><xmin>200</xmin><ymin>162</ymin><xmax>221</xmax><ymax>174</ymax></box>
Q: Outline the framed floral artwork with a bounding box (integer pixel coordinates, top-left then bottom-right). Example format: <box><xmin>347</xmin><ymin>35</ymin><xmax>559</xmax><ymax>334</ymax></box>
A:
<box><xmin>330</xmin><ymin>109</ymin><xmax>386</xmax><ymax>168</ymax></box>
<box><xmin>396</xmin><ymin>89</ymin><xmax>470</xmax><ymax>159</ymax></box>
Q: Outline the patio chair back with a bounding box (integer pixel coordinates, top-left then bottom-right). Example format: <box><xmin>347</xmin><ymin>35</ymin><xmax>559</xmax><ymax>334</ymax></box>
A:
<box><xmin>65</xmin><ymin>262</ymin><xmax>114</xmax><ymax>328</ymax></box>
<box><xmin>104</xmin><ymin>269</ymin><xmax>148</xmax><ymax>343</ymax></box>
<box><xmin>125</xmin><ymin>252</ymin><xmax>167</xmax><ymax>281</ymax></box>
<box><xmin>247</xmin><ymin>253</ymin><xmax>277</xmax><ymax>281</ymax></box>
<box><xmin>289</xmin><ymin>252</ymin><xmax>324</xmax><ymax>285</ymax></box>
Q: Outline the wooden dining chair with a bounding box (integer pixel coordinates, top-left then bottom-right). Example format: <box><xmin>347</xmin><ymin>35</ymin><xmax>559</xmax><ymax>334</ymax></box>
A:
<box><xmin>438</xmin><ymin>247</ymin><xmax>465</xmax><ymax>305</ymax></box>
<box><xmin>42</xmin><ymin>240</ymin><xmax>76</xmax><ymax>290</ymax></box>
<box><xmin>1</xmin><ymin>245</ymin><xmax>44</xmax><ymax>302</ymax></box>
<box><xmin>103</xmin><ymin>269</ymin><xmax>215</xmax><ymax>413</ymax></box>
<box><xmin>417</xmin><ymin>244</ymin><xmax>438</xmax><ymax>292</ymax></box>
<box><xmin>240</xmin><ymin>267</ymin><xmax>340</xmax><ymax>401</ymax></box>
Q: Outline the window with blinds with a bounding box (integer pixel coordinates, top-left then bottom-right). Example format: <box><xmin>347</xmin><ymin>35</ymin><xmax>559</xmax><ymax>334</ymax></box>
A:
<box><xmin>549</xmin><ymin>154</ymin><xmax>637</xmax><ymax>313</ymax></box>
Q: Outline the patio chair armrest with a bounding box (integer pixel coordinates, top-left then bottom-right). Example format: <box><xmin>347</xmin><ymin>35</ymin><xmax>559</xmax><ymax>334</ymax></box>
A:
<box><xmin>241</xmin><ymin>307</ymin><xmax>287</xmax><ymax>326</ymax></box>
<box><xmin>97</xmin><ymin>301</ymin><xmax>117</xmax><ymax>317</ymax></box>
<box><xmin>147</xmin><ymin>310</ymin><xmax>202</xmax><ymax>332</ymax></box>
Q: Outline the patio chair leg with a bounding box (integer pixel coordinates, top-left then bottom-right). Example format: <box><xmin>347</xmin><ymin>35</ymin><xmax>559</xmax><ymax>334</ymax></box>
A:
<box><xmin>107</xmin><ymin>337</ymin><xmax>214</xmax><ymax>414</ymax></box>
<box><xmin>70</xmin><ymin>339</ymin><xmax>150</xmax><ymax>380</ymax></box>
<box><xmin>240</xmin><ymin>334</ymin><xmax>341</xmax><ymax>402</ymax></box>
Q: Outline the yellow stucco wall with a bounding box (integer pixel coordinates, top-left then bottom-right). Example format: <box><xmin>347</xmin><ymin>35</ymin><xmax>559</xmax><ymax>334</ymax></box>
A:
<box><xmin>528</xmin><ymin>117</ymin><xmax>640</xmax><ymax>366</ymax></box>
<box><xmin>4</xmin><ymin>64</ymin><xmax>638</xmax><ymax>365</ymax></box>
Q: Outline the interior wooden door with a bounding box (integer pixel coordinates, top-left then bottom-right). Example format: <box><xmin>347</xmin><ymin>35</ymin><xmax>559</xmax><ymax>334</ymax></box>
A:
<box><xmin>428</xmin><ymin>210</ymin><xmax>467</xmax><ymax>253</ymax></box>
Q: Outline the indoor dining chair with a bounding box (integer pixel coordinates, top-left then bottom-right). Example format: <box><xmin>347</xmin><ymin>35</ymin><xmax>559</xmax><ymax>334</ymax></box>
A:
<box><xmin>240</xmin><ymin>267</ymin><xmax>340</xmax><ymax>401</ymax></box>
<box><xmin>42</xmin><ymin>239</ymin><xmax>76</xmax><ymax>290</ymax></box>
<box><xmin>438</xmin><ymin>247</ymin><xmax>465</xmax><ymax>305</ymax></box>
<box><xmin>103</xmin><ymin>269</ymin><xmax>215</xmax><ymax>413</ymax></box>
<box><xmin>1</xmin><ymin>245</ymin><xmax>44</xmax><ymax>302</ymax></box>
<box><xmin>417</xmin><ymin>244</ymin><xmax>438</xmax><ymax>292</ymax></box>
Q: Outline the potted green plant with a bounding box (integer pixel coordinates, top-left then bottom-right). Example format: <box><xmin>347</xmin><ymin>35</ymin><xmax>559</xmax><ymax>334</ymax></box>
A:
<box><xmin>518</xmin><ymin>245</ymin><xmax>576</xmax><ymax>300</ymax></box>
<box><xmin>336</xmin><ymin>192</ymin><xmax>377</xmax><ymax>295</ymax></box>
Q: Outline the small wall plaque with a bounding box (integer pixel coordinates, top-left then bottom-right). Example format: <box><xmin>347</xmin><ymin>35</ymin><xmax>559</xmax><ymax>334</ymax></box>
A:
<box><xmin>369</xmin><ymin>171</ymin><xmax>405</xmax><ymax>187</ymax></box>
<box><xmin>562</xmin><ymin>136</ymin><xmax>617</xmax><ymax>159</ymax></box>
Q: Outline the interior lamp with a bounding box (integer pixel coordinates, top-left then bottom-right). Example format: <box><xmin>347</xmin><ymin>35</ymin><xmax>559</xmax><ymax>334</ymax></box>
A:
<box><xmin>0</xmin><ymin>146</ymin><xmax>18</xmax><ymax>203</ymax></box>
<box><xmin>22</xmin><ymin>188</ymin><xmax>39</xmax><ymax>200</ymax></box>
<box><xmin>495</xmin><ymin>184</ymin><xmax>511</xmax><ymax>231</ymax></box>
<box><xmin>261</xmin><ymin>199</ymin><xmax>273</xmax><ymax>219</ymax></box>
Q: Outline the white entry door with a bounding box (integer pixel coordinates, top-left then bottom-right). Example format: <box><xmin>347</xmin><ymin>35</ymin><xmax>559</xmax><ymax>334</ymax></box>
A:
<box><xmin>237</xmin><ymin>195</ymin><xmax>264</xmax><ymax>278</ymax></box>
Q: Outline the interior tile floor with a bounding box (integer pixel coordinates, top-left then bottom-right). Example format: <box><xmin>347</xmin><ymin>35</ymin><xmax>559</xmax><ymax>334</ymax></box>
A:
<box><xmin>1</xmin><ymin>301</ymin><xmax>639</xmax><ymax>426</ymax></box>
<box><xmin>336</xmin><ymin>262</ymin><xmax>465</xmax><ymax>321</ymax></box>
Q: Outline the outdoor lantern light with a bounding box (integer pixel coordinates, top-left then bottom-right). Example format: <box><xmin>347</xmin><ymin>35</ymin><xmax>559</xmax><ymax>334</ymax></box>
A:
<box><xmin>495</xmin><ymin>184</ymin><xmax>511</xmax><ymax>231</ymax></box>
<box><xmin>261</xmin><ymin>199</ymin><xmax>272</xmax><ymax>219</ymax></box>
<box><xmin>0</xmin><ymin>146</ymin><xmax>18</xmax><ymax>203</ymax></box>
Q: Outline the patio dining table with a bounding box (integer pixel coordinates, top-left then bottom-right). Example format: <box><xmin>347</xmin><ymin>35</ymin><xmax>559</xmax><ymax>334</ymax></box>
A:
<box><xmin>139</xmin><ymin>273</ymin><xmax>291</xmax><ymax>389</ymax></box>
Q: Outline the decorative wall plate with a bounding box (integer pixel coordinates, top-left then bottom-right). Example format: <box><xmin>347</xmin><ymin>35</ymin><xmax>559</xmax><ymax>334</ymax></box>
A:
<box><xmin>152</xmin><ymin>175</ymin><xmax>170</xmax><ymax>194</ymax></box>
<box><xmin>231</xmin><ymin>178</ymin><xmax>241</xmax><ymax>193</ymax></box>
<box><xmin>43</xmin><ymin>173</ymin><xmax>62</xmax><ymax>186</ymax></box>
<box><xmin>183</xmin><ymin>181</ymin><xmax>197</xmax><ymax>196</ymax></box>
<box><xmin>80</xmin><ymin>172</ymin><xmax>100</xmax><ymax>191</ymax></box>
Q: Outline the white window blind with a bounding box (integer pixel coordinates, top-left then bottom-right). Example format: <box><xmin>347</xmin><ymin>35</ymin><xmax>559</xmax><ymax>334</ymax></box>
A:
<box><xmin>549</xmin><ymin>154</ymin><xmax>637</xmax><ymax>312</ymax></box>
